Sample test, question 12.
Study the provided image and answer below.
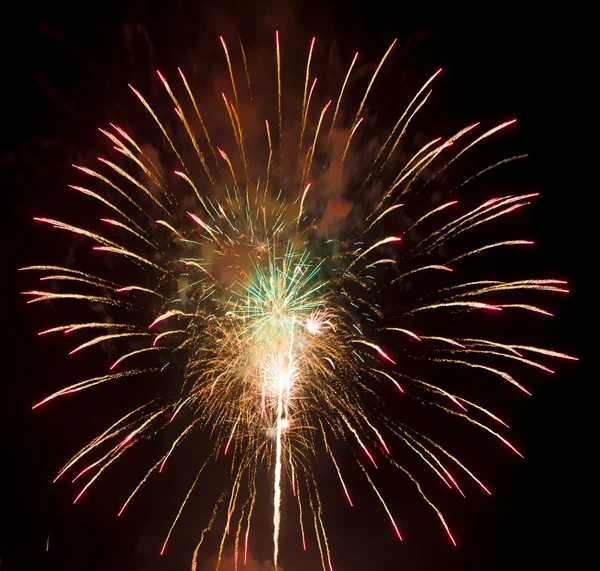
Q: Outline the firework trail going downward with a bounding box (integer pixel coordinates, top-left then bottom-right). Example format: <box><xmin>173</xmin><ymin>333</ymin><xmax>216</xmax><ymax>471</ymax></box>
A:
<box><xmin>23</xmin><ymin>34</ymin><xmax>575</xmax><ymax>570</ymax></box>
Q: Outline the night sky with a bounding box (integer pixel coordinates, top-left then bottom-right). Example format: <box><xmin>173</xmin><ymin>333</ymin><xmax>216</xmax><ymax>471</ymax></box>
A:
<box><xmin>2</xmin><ymin>2</ymin><xmax>586</xmax><ymax>570</ymax></box>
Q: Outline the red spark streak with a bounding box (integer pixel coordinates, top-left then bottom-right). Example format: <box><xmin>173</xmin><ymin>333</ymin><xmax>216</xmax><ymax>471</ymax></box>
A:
<box><xmin>377</xmin><ymin>348</ymin><xmax>396</xmax><ymax>364</ymax></box>
<box><xmin>364</xmin><ymin>447</ymin><xmax>378</xmax><ymax>468</ymax></box>
<box><xmin>72</xmin><ymin>463</ymin><xmax>96</xmax><ymax>483</ymax></box>
<box><xmin>390</xmin><ymin>518</ymin><xmax>403</xmax><ymax>541</ymax></box>
<box><xmin>443</xmin><ymin>522</ymin><xmax>457</xmax><ymax>546</ymax></box>
<box><xmin>449</xmin><ymin>396</ymin><xmax>467</xmax><ymax>411</ymax></box>
<box><xmin>32</xmin><ymin>388</ymin><xmax>79</xmax><ymax>409</ymax></box>
<box><xmin>342</xmin><ymin>483</ymin><xmax>353</xmax><ymax>507</ymax></box>
<box><xmin>498</xmin><ymin>435</ymin><xmax>524</xmax><ymax>458</ymax></box>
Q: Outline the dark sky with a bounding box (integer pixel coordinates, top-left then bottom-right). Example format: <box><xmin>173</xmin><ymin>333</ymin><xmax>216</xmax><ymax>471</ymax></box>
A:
<box><xmin>1</xmin><ymin>2</ymin><xmax>587</xmax><ymax>570</ymax></box>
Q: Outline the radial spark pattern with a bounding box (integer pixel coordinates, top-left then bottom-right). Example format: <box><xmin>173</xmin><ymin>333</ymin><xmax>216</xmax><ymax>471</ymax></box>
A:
<box><xmin>23</xmin><ymin>34</ymin><xmax>574</xmax><ymax>570</ymax></box>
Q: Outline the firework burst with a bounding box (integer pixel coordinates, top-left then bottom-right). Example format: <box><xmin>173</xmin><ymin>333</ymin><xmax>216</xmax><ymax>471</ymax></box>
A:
<box><xmin>23</xmin><ymin>34</ymin><xmax>575</xmax><ymax>569</ymax></box>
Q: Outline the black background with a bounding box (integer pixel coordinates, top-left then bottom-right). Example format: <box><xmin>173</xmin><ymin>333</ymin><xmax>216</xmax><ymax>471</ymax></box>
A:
<box><xmin>1</xmin><ymin>2</ymin><xmax>587</xmax><ymax>570</ymax></box>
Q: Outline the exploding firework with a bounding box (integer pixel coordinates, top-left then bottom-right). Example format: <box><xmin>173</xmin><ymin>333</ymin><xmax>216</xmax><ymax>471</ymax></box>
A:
<box><xmin>23</xmin><ymin>34</ymin><xmax>575</xmax><ymax>570</ymax></box>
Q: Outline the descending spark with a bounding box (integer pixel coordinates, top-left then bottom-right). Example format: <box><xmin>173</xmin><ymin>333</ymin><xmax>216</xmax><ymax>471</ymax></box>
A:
<box><xmin>358</xmin><ymin>460</ymin><xmax>402</xmax><ymax>540</ymax></box>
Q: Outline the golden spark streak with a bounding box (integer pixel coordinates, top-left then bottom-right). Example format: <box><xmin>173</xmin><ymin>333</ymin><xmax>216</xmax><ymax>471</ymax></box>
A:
<box><xmin>303</xmin><ymin>100</ymin><xmax>332</xmax><ymax>185</ymax></box>
<box><xmin>157</xmin><ymin>71</ymin><xmax>214</xmax><ymax>185</ymax></box>
<box><xmin>299</xmin><ymin>37</ymin><xmax>316</xmax><ymax>153</ymax></box>
<box><xmin>220</xmin><ymin>36</ymin><xmax>240</xmax><ymax>109</ymax></box>
<box><xmin>343</xmin><ymin>39</ymin><xmax>397</xmax><ymax>165</ymax></box>
<box><xmin>372</xmin><ymin>68</ymin><xmax>442</xmax><ymax>169</ymax></box>
<box><xmin>129</xmin><ymin>84</ymin><xmax>191</xmax><ymax>177</ymax></box>
<box><xmin>239</xmin><ymin>37</ymin><xmax>253</xmax><ymax>101</ymax></box>
<box><xmin>276</xmin><ymin>31</ymin><xmax>282</xmax><ymax>149</ymax></box>
<box><xmin>178</xmin><ymin>67</ymin><xmax>219</xmax><ymax>164</ymax></box>
<box><xmin>326</xmin><ymin>51</ymin><xmax>359</xmax><ymax>148</ymax></box>
<box><xmin>358</xmin><ymin>460</ymin><xmax>402</xmax><ymax>540</ymax></box>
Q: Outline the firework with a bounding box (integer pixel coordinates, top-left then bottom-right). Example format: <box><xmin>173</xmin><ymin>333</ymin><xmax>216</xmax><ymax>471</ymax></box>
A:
<box><xmin>23</xmin><ymin>34</ymin><xmax>575</xmax><ymax>570</ymax></box>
